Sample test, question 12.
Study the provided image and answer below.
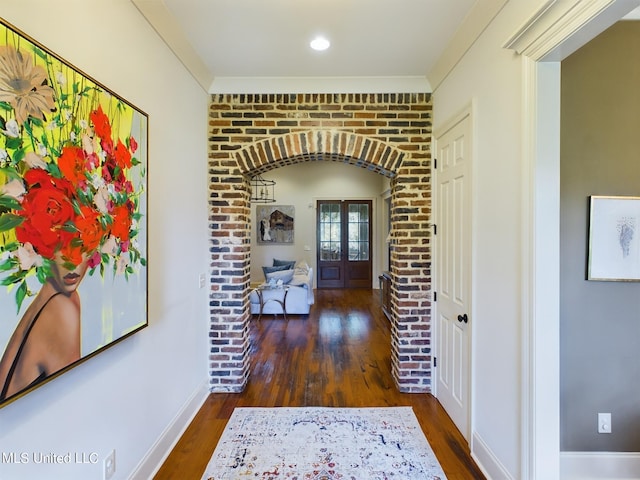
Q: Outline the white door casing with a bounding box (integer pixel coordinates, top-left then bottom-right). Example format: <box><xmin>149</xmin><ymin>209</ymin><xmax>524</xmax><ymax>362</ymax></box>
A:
<box><xmin>434</xmin><ymin>109</ymin><xmax>472</xmax><ymax>442</ymax></box>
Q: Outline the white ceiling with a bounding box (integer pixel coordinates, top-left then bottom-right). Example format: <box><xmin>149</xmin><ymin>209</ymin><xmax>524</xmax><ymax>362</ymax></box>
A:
<box><xmin>132</xmin><ymin>0</ymin><xmax>478</xmax><ymax>93</ymax></box>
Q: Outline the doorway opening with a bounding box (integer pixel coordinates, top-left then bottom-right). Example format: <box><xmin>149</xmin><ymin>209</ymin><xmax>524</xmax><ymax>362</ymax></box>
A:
<box><xmin>207</xmin><ymin>97</ymin><xmax>434</xmax><ymax>395</ymax></box>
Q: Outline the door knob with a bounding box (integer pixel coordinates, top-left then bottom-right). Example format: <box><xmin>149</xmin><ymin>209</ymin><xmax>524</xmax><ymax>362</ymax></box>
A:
<box><xmin>457</xmin><ymin>313</ymin><xmax>468</xmax><ymax>324</ymax></box>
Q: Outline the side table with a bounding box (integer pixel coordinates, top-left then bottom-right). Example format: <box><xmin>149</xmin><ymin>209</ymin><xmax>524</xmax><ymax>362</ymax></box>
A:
<box><xmin>253</xmin><ymin>284</ymin><xmax>290</xmax><ymax>321</ymax></box>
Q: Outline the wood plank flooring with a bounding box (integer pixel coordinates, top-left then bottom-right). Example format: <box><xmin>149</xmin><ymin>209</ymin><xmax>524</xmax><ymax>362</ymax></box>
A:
<box><xmin>154</xmin><ymin>288</ymin><xmax>486</xmax><ymax>480</ymax></box>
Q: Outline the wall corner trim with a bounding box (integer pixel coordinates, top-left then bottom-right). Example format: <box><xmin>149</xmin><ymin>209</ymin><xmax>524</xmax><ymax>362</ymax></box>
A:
<box><xmin>428</xmin><ymin>0</ymin><xmax>508</xmax><ymax>91</ymax></box>
<box><xmin>131</xmin><ymin>0</ymin><xmax>213</xmax><ymax>92</ymax></box>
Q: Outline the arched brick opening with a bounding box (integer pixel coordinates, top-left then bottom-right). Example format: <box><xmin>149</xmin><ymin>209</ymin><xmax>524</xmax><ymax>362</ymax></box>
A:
<box><xmin>208</xmin><ymin>94</ymin><xmax>433</xmax><ymax>394</ymax></box>
<box><xmin>236</xmin><ymin>131</ymin><xmax>403</xmax><ymax>177</ymax></box>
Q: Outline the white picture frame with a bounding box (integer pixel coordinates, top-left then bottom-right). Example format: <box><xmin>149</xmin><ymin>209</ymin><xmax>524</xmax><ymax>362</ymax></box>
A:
<box><xmin>588</xmin><ymin>195</ymin><xmax>640</xmax><ymax>281</ymax></box>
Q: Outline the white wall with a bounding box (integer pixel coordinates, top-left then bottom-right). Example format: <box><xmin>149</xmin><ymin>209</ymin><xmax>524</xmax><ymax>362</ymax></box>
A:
<box><xmin>0</xmin><ymin>1</ymin><xmax>210</xmax><ymax>479</ymax></box>
<box><xmin>434</xmin><ymin>1</ymin><xmax>640</xmax><ymax>477</ymax></box>
<box><xmin>250</xmin><ymin>162</ymin><xmax>385</xmax><ymax>287</ymax></box>
<box><xmin>432</xmin><ymin>2</ymin><xmax>543</xmax><ymax>478</ymax></box>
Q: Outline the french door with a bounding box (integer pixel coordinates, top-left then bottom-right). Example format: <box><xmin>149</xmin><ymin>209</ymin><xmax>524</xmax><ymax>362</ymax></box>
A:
<box><xmin>316</xmin><ymin>200</ymin><xmax>372</xmax><ymax>289</ymax></box>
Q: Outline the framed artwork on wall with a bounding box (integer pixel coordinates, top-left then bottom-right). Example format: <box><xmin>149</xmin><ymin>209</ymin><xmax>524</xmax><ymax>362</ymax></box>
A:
<box><xmin>588</xmin><ymin>196</ymin><xmax>640</xmax><ymax>281</ymax></box>
<box><xmin>257</xmin><ymin>205</ymin><xmax>294</xmax><ymax>244</ymax></box>
<box><xmin>0</xmin><ymin>18</ymin><xmax>148</xmax><ymax>407</ymax></box>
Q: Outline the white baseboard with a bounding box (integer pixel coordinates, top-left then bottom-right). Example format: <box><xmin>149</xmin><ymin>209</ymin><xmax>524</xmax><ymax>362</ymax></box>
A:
<box><xmin>561</xmin><ymin>452</ymin><xmax>640</xmax><ymax>480</ymax></box>
<box><xmin>129</xmin><ymin>379</ymin><xmax>210</xmax><ymax>479</ymax></box>
<box><xmin>471</xmin><ymin>431</ymin><xmax>514</xmax><ymax>480</ymax></box>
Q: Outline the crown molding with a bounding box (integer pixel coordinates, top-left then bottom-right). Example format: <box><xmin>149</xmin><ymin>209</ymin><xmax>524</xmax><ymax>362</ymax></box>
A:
<box><xmin>209</xmin><ymin>76</ymin><xmax>431</xmax><ymax>94</ymax></box>
<box><xmin>503</xmin><ymin>0</ymin><xmax>640</xmax><ymax>61</ymax></box>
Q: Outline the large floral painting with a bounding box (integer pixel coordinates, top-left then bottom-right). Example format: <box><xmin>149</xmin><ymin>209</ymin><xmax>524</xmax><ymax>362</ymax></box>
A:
<box><xmin>0</xmin><ymin>19</ymin><xmax>148</xmax><ymax>407</ymax></box>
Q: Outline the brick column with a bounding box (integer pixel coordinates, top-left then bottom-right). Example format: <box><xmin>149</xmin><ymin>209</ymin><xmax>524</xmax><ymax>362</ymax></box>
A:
<box><xmin>208</xmin><ymin>160</ymin><xmax>251</xmax><ymax>391</ymax></box>
<box><xmin>389</xmin><ymin>158</ymin><xmax>433</xmax><ymax>392</ymax></box>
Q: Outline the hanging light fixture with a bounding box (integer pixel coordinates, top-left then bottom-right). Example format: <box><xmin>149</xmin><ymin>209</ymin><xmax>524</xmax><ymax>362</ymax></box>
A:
<box><xmin>250</xmin><ymin>174</ymin><xmax>276</xmax><ymax>203</ymax></box>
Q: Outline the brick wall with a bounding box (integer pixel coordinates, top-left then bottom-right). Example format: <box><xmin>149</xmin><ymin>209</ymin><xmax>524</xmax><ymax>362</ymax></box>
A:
<box><xmin>208</xmin><ymin>93</ymin><xmax>433</xmax><ymax>393</ymax></box>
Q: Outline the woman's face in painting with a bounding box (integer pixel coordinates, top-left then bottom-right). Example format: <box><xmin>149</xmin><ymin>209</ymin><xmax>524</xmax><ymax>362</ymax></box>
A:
<box><xmin>48</xmin><ymin>251</ymin><xmax>90</xmax><ymax>295</ymax></box>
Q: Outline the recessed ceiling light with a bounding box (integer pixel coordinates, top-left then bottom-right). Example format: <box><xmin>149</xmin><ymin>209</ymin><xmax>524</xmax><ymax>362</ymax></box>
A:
<box><xmin>310</xmin><ymin>36</ymin><xmax>330</xmax><ymax>51</ymax></box>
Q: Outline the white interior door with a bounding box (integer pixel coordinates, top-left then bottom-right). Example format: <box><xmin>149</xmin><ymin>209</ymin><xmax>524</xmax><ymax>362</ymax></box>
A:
<box><xmin>434</xmin><ymin>111</ymin><xmax>472</xmax><ymax>441</ymax></box>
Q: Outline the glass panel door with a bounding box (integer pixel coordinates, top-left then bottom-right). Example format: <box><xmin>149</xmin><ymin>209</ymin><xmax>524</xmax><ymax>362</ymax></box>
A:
<box><xmin>348</xmin><ymin>203</ymin><xmax>370</xmax><ymax>261</ymax></box>
<box><xmin>319</xmin><ymin>202</ymin><xmax>341</xmax><ymax>261</ymax></box>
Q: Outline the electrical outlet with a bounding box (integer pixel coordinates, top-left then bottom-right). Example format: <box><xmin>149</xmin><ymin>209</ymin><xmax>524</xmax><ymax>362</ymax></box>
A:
<box><xmin>104</xmin><ymin>449</ymin><xmax>116</xmax><ymax>480</ymax></box>
<box><xmin>598</xmin><ymin>413</ymin><xmax>611</xmax><ymax>434</ymax></box>
<box><xmin>198</xmin><ymin>273</ymin><xmax>206</xmax><ymax>289</ymax></box>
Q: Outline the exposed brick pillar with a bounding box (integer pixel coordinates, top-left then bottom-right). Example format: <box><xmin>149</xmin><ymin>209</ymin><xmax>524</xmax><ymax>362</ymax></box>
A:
<box><xmin>208</xmin><ymin>93</ymin><xmax>433</xmax><ymax>393</ymax></box>
<box><xmin>208</xmin><ymin>163</ymin><xmax>251</xmax><ymax>391</ymax></box>
<box><xmin>389</xmin><ymin>159</ymin><xmax>433</xmax><ymax>392</ymax></box>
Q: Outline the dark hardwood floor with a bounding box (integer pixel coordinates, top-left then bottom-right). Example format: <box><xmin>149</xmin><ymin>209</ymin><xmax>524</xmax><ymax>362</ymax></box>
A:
<box><xmin>154</xmin><ymin>289</ymin><xmax>486</xmax><ymax>480</ymax></box>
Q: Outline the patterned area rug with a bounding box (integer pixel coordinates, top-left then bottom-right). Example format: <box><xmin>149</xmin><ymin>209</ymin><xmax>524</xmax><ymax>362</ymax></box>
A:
<box><xmin>201</xmin><ymin>406</ymin><xmax>447</xmax><ymax>479</ymax></box>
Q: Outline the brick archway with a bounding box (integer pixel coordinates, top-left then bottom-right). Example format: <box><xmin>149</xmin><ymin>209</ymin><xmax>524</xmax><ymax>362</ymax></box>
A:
<box><xmin>208</xmin><ymin>93</ymin><xmax>433</xmax><ymax>394</ymax></box>
<box><xmin>236</xmin><ymin>130</ymin><xmax>403</xmax><ymax>178</ymax></box>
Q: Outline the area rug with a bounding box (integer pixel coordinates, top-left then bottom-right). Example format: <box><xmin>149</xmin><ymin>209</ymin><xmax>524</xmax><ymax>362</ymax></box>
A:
<box><xmin>201</xmin><ymin>406</ymin><xmax>447</xmax><ymax>479</ymax></box>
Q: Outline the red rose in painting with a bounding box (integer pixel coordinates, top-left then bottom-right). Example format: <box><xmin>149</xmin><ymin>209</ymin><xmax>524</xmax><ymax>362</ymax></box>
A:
<box><xmin>128</xmin><ymin>136</ymin><xmax>138</xmax><ymax>154</ymax></box>
<box><xmin>58</xmin><ymin>145</ymin><xmax>88</xmax><ymax>188</ymax></box>
<box><xmin>114</xmin><ymin>139</ymin><xmax>132</xmax><ymax>169</ymax></box>
<box><xmin>58</xmin><ymin>206</ymin><xmax>104</xmax><ymax>266</ymax></box>
<box><xmin>23</xmin><ymin>168</ymin><xmax>75</xmax><ymax>197</ymax></box>
<box><xmin>15</xmin><ymin>172</ymin><xmax>76</xmax><ymax>259</ymax></box>
<box><xmin>90</xmin><ymin>105</ymin><xmax>111</xmax><ymax>141</ymax></box>
<box><xmin>57</xmin><ymin>242</ymin><xmax>82</xmax><ymax>267</ymax></box>
<box><xmin>111</xmin><ymin>177</ymin><xmax>133</xmax><ymax>197</ymax></box>
<box><xmin>101</xmin><ymin>156</ymin><xmax>117</xmax><ymax>184</ymax></box>
<box><xmin>90</xmin><ymin>105</ymin><xmax>114</xmax><ymax>155</ymax></box>
<box><xmin>121</xmin><ymin>179</ymin><xmax>134</xmax><ymax>195</ymax></box>
<box><xmin>110</xmin><ymin>204</ymin><xmax>133</xmax><ymax>242</ymax></box>
<box><xmin>76</xmin><ymin>206</ymin><xmax>104</xmax><ymax>250</ymax></box>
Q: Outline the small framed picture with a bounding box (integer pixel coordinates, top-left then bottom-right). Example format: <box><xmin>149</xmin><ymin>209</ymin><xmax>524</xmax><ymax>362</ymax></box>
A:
<box><xmin>588</xmin><ymin>196</ymin><xmax>640</xmax><ymax>281</ymax></box>
<box><xmin>257</xmin><ymin>205</ymin><xmax>295</xmax><ymax>244</ymax></box>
